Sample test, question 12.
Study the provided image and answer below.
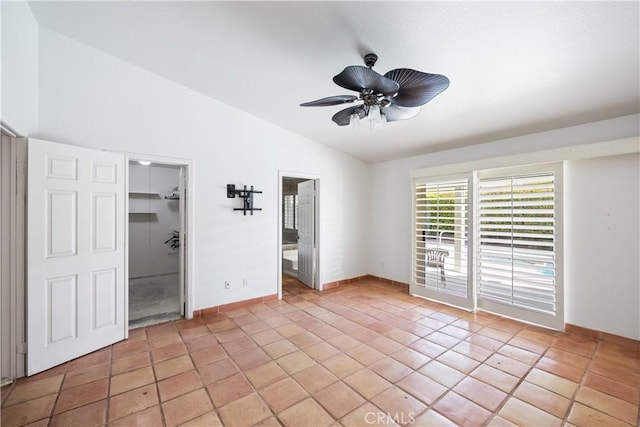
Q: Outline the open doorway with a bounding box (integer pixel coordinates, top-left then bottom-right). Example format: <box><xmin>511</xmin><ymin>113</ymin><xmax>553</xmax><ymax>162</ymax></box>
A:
<box><xmin>128</xmin><ymin>160</ymin><xmax>188</xmax><ymax>328</ymax></box>
<box><xmin>279</xmin><ymin>172</ymin><xmax>320</xmax><ymax>297</ymax></box>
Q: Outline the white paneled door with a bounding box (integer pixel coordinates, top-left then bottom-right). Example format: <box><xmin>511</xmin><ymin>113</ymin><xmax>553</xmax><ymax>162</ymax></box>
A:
<box><xmin>27</xmin><ymin>139</ymin><xmax>126</xmax><ymax>375</ymax></box>
<box><xmin>297</xmin><ymin>180</ymin><xmax>315</xmax><ymax>288</ymax></box>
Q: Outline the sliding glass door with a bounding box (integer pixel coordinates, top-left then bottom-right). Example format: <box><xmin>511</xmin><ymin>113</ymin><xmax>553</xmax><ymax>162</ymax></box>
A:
<box><xmin>412</xmin><ymin>163</ymin><xmax>563</xmax><ymax>330</ymax></box>
<box><xmin>411</xmin><ymin>174</ymin><xmax>474</xmax><ymax>310</ymax></box>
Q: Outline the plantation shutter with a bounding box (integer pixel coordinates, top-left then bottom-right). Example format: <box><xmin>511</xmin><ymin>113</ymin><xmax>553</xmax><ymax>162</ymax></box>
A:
<box><xmin>477</xmin><ymin>164</ymin><xmax>563</xmax><ymax>329</ymax></box>
<box><xmin>413</xmin><ymin>176</ymin><xmax>473</xmax><ymax>310</ymax></box>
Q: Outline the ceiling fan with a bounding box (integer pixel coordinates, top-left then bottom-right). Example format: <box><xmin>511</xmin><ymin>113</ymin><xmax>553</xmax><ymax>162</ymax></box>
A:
<box><xmin>300</xmin><ymin>53</ymin><xmax>450</xmax><ymax>128</ymax></box>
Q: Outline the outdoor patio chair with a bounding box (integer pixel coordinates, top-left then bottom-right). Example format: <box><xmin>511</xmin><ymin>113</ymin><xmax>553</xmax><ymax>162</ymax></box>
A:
<box><xmin>426</xmin><ymin>248</ymin><xmax>449</xmax><ymax>284</ymax></box>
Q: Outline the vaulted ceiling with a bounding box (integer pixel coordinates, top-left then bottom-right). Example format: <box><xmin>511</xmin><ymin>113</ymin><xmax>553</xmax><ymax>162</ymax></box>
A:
<box><xmin>29</xmin><ymin>1</ymin><xmax>640</xmax><ymax>163</ymax></box>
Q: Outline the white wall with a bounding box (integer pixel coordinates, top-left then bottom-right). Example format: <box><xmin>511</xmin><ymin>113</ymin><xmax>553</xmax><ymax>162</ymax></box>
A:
<box><xmin>1</xmin><ymin>2</ymin><xmax>39</xmax><ymax>135</ymax></box>
<box><xmin>565</xmin><ymin>154</ymin><xmax>640</xmax><ymax>339</ymax></box>
<box><xmin>129</xmin><ymin>163</ymin><xmax>180</xmax><ymax>278</ymax></box>
<box><xmin>36</xmin><ymin>28</ymin><xmax>370</xmax><ymax>310</ymax></box>
<box><xmin>369</xmin><ymin>121</ymin><xmax>640</xmax><ymax>339</ymax></box>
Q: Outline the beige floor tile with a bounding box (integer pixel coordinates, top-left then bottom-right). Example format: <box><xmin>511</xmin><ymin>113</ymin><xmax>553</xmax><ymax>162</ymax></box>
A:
<box><xmin>218</xmin><ymin>392</ymin><xmax>272</xmax><ymax>426</ymax></box>
<box><xmin>583</xmin><ymin>372</ymin><xmax>640</xmax><ymax>405</ymax></box>
<box><xmin>513</xmin><ymin>381</ymin><xmax>571</xmax><ymax>418</ymax></box>
<box><xmin>206</xmin><ymin>373</ymin><xmax>253</xmax><ymax>408</ymax></box>
<box><xmin>371</xmin><ymin>386</ymin><xmax>427</xmax><ymax>422</ymax></box>
<box><xmin>574</xmin><ymin>386</ymin><xmax>638</xmax><ymax>425</ymax></box>
<box><xmin>302</xmin><ymin>341</ymin><xmax>340</xmax><ymax>362</ymax></box>
<box><xmin>197</xmin><ymin>357</ymin><xmax>238</xmax><ymax>384</ymax></box>
<box><xmin>263</xmin><ymin>339</ymin><xmax>299</xmax><ymax>359</ymax></box>
<box><xmin>369</xmin><ymin>357</ymin><xmax>412</xmax><ymax>383</ymax></box>
<box><xmin>314</xmin><ymin>381</ymin><xmax>365</xmax><ymax>418</ymax></box>
<box><xmin>109</xmin><ymin>405</ymin><xmax>163</xmax><ymax>427</ymax></box>
<box><xmin>4</xmin><ymin>375</ymin><xmax>63</xmax><ymax>406</ymax></box>
<box><xmin>343</xmin><ymin>369</ymin><xmax>392</xmax><ymax>400</ymax></box>
<box><xmin>389</xmin><ymin>347</ymin><xmax>430</xmax><ymax>370</ymax></box>
<box><xmin>245</xmin><ymin>361</ymin><xmax>288</xmax><ymax>389</ymax></box>
<box><xmin>111</xmin><ymin>351</ymin><xmax>152</xmax><ymax>375</ymax></box>
<box><xmin>567</xmin><ymin>402</ymin><xmax>631</xmax><ymax>427</ymax></box>
<box><xmin>110</xmin><ymin>366</ymin><xmax>155</xmax><ymax>396</ymax></box>
<box><xmin>277</xmin><ymin>398</ymin><xmax>334</xmax><ymax>427</ymax></box>
<box><xmin>151</xmin><ymin>343</ymin><xmax>187</xmax><ymax>364</ymax></box>
<box><xmin>454</xmin><ymin>377</ymin><xmax>507</xmax><ymax>411</ymax></box>
<box><xmin>1</xmin><ymin>394</ymin><xmax>57</xmax><ymax>427</ymax></box>
<box><xmin>437</xmin><ymin>350</ymin><xmax>481</xmax><ymax>373</ymax></box>
<box><xmin>535</xmin><ymin>356</ymin><xmax>585</xmax><ymax>382</ymax></box>
<box><xmin>108</xmin><ymin>384</ymin><xmax>159</xmax><ymax>422</ymax></box>
<box><xmin>180</xmin><ymin>410</ymin><xmax>224</xmax><ymax>427</ymax></box>
<box><xmin>340</xmin><ymin>402</ymin><xmax>401</xmax><ymax>426</ymax></box>
<box><xmin>347</xmin><ymin>344</ymin><xmax>386</xmax><ymax>366</ymax></box>
<box><xmin>322</xmin><ymin>354</ymin><xmax>364</xmax><ymax>379</ymax></box>
<box><xmin>188</xmin><ymin>344</ymin><xmax>226</xmax><ymax>367</ymax></box>
<box><xmin>499</xmin><ymin>398</ymin><xmax>562</xmax><ymax>427</ymax></box>
<box><xmin>327</xmin><ymin>334</ymin><xmax>362</xmax><ymax>351</ymax></box>
<box><xmin>158</xmin><ymin>370</ymin><xmax>203</xmax><ymax>402</ymax></box>
<box><xmin>222</xmin><ymin>336</ymin><xmax>258</xmax><ymax>355</ymax></box>
<box><xmin>162</xmin><ymin>388</ymin><xmax>213</xmax><ymax>427</ymax></box>
<box><xmin>49</xmin><ymin>399</ymin><xmax>106</xmax><ymax>427</ymax></box>
<box><xmin>292</xmin><ymin>364</ymin><xmax>339</xmax><ymax>394</ymax></box>
<box><xmin>54</xmin><ymin>379</ymin><xmax>109</xmax><ymax>414</ymax></box>
<box><xmin>525</xmin><ymin>368</ymin><xmax>578</xmax><ymax>399</ymax></box>
<box><xmin>251</xmin><ymin>329</ymin><xmax>284</xmax><ymax>346</ymax></box>
<box><xmin>397</xmin><ymin>371</ymin><xmax>447</xmax><ymax>405</ymax></box>
<box><xmin>470</xmin><ymin>364</ymin><xmax>519</xmax><ymax>393</ymax></box>
<box><xmin>434</xmin><ymin>391</ymin><xmax>492</xmax><ymax>427</ymax></box>
<box><xmin>288</xmin><ymin>331</ymin><xmax>322</xmax><ymax>348</ymax></box>
<box><xmin>418</xmin><ymin>360</ymin><xmax>466</xmax><ymax>388</ymax></box>
<box><xmin>412</xmin><ymin>409</ymin><xmax>457</xmax><ymax>427</ymax></box>
<box><xmin>154</xmin><ymin>355</ymin><xmax>195</xmax><ymax>381</ymax></box>
<box><xmin>276</xmin><ymin>350</ymin><xmax>316</xmax><ymax>375</ymax></box>
<box><xmin>259</xmin><ymin>377</ymin><xmax>308</xmax><ymax>412</ymax></box>
<box><xmin>230</xmin><ymin>347</ymin><xmax>271</xmax><ymax>370</ymax></box>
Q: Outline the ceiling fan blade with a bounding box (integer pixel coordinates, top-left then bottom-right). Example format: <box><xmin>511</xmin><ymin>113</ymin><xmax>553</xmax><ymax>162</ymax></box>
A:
<box><xmin>383</xmin><ymin>104</ymin><xmax>421</xmax><ymax>122</ymax></box>
<box><xmin>334</xmin><ymin>66</ymin><xmax>400</xmax><ymax>96</ymax></box>
<box><xmin>331</xmin><ymin>105</ymin><xmax>366</xmax><ymax>126</ymax></box>
<box><xmin>300</xmin><ymin>95</ymin><xmax>358</xmax><ymax>107</ymax></box>
<box><xmin>384</xmin><ymin>69</ymin><xmax>450</xmax><ymax>107</ymax></box>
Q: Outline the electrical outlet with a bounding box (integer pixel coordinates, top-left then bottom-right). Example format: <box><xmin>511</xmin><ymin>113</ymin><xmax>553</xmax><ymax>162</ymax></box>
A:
<box><xmin>225</xmin><ymin>281</ymin><xmax>230</xmax><ymax>290</ymax></box>
<box><xmin>243</xmin><ymin>278</ymin><xmax>248</xmax><ymax>287</ymax></box>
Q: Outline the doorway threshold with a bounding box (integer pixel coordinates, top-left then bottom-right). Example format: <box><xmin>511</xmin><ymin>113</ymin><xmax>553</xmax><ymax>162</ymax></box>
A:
<box><xmin>129</xmin><ymin>312</ymin><xmax>182</xmax><ymax>329</ymax></box>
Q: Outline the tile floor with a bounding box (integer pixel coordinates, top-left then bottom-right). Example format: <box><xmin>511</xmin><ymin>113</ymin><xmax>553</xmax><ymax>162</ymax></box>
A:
<box><xmin>1</xmin><ymin>277</ymin><xmax>639</xmax><ymax>426</ymax></box>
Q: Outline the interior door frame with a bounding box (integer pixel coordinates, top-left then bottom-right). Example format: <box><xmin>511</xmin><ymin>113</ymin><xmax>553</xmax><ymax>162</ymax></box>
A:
<box><xmin>126</xmin><ymin>153</ymin><xmax>194</xmax><ymax>320</ymax></box>
<box><xmin>0</xmin><ymin>125</ymin><xmax>26</xmax><ymax>381</ymax></box>
<box><xmin>278</xmin><ymin>171</ymin><xmax>320</xmax><ymax>299</ymax></box>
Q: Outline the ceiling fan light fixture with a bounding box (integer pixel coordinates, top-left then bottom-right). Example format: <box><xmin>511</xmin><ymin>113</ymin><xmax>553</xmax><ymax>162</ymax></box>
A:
<box><xmin>349</xmin><ymin>112</ymin><xmax>361</xmax><ymax>129</ymax></box>
<box><xmin>300</xmin><ymin>53</ymin><xmax>448</xmax><ymax>128</ymax></box>
<box><xmin>368</xmin><ymin>104</ymin><xmax>381</xmax><ymax>122</ymax></box>
<box><xmin>367</xmin><ymin>104</ymin><xmax>387</xmax><ymax>129</ymax></box>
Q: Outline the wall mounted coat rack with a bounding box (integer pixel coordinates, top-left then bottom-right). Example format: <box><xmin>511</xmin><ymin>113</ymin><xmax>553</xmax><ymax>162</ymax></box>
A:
<box><xmin>227</xmin><ymin>184</ymin><xmax>262</xmax><ymax>215</ymax></box>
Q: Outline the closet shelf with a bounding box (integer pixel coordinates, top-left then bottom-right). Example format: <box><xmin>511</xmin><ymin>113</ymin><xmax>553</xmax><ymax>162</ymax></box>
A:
<box><xmin>129</xmin><ymin>191</ymin><xmax>160</xmax><ymax>196</ymax></box>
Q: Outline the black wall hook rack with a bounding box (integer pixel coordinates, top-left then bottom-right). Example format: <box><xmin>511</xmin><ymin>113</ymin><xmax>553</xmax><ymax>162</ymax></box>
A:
<box><xmin>227</xmin><ymin>184</ymin><xmax>262</xmax><ymax>215</ymax></box>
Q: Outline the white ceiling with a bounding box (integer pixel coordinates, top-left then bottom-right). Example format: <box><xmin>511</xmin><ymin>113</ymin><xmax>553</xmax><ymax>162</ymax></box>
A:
<box><xmin>29</xmin><ymin>1</ymin><xmax>639</xmax><ymax>163</ymax></box>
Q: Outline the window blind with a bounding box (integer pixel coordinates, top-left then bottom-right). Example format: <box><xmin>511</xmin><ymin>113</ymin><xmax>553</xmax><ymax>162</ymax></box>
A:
<box><xmin>477</xmin><ymin>173</ymin><xmax>557</xmax><ymax>315</ymax></box>
<box><xmin>415</xmin><ymin>178</ymin><xmax>469</xmax><ymax>298</ymax></box>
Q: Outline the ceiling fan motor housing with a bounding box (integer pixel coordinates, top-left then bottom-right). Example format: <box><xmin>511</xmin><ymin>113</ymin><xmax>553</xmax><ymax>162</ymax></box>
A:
<box><xmin>364</xmin><ymin>53</ymin><xmax>378</xmax><ymax>68</ymax></box>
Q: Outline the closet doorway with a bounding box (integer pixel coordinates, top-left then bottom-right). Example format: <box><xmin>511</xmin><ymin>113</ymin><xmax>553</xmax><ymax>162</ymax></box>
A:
<box><xmin>128</xmin><ymin>159</ymin><xmax>189</xmax><ymax>328</ymax></box>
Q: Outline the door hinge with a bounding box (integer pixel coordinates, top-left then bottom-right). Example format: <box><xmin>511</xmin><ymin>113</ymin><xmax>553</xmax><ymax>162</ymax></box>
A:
<box><xmin>17</xmin><ymin>342</ymin><xmax>27</xmax><ymax>354</ymax></box>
